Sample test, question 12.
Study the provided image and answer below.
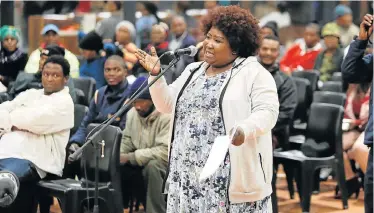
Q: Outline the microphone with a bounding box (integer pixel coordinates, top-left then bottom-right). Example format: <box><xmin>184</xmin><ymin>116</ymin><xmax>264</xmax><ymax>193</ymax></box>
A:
<box><xmin>0</xmin><ymin>171</ymin><xmax>19</xmax><ymax>207</ymax></box>
<box><xmin>168</xmin><ymin>46</ymin><xmax>198</xmax><ymax>57</ymax></box>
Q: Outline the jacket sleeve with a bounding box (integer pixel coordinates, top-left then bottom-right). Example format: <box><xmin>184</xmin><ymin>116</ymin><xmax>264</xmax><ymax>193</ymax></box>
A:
<box><xmin>24</xmin><ymin>50</ymin><xmax>40</xmax><ymax>74</ymax></box>
<box><xmin>120</xmin><ymin>110</ymin><xmax>136</xmax><ymax>154</ymax></box>
<box><xmin>10</xmin><ymin>94</ymin><xmax>74</xmax><ymax>135</ymax></box>
<box><xmin>64</xmin><ymin>50</ymin><xmax>80</xmax><ymax>78</ymax></box>
<box><xmin>237</xmin><ymin>67</ymin><xmax>280</xmax><ymax>141</ymax></box>
<box><xmin>274</xmin><ymin>76</ymin><xmax>297</xmax><ymax>131</ymax></box>
<box><xmin>313</xmin><ymin>52</ymin><xmax>323</xmax><ymax>70</ymax></box>
<box><xmin>69</xmin><ymin>98</ymin><xmax>97</xmax><ymax>144</ymax></box>
<box><xmin>148</xmin><ymin>63</ymin><xmax>199</xmax><ymax>113</ymax></box>
<box><xmin>342</xmin><ymin>39</ymin><xmax>373</xmax><ymax>83</ymax></box>
<box><xmin>133</xmin><ymin>114</ymin><xmax>170</xmax><ymax>166</ymax></box>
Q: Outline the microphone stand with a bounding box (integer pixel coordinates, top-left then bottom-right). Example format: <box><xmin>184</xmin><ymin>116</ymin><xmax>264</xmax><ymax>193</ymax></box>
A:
<box><xmin>69</xmin><ymin>54</ymin><xmax>181</xmax><ymax>213</ymax></box>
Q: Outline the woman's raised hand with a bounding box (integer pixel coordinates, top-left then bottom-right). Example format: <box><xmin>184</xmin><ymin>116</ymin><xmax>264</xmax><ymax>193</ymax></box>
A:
<box><xmin>135</xmin><ymin>46</ymin><xmax>161</xmax><ymax>75</ymax></box>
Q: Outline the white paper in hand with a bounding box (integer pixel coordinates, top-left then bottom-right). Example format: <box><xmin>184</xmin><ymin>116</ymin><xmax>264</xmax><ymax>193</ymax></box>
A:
<box><xmin>199</xmin><ymin>135</ymin><xmax>232</xmax><ymax>182</ymax></box>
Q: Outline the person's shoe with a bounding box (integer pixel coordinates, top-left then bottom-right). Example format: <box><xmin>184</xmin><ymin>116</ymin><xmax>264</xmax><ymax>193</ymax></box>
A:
<box><xmin>334</xmin><ymin>176</ymin><xmax>361</xmax><ymax>199</ymax></box>
<box><xmin>319</xmin><ymin>168</ymin><xmax>332</xmax><ymax>181</ymax></box>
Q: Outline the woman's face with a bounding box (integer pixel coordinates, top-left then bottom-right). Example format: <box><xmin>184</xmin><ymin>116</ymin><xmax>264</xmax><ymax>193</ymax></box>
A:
<box><xmin>323</xmin><ymin>35</ymin><xmax>339</xmax><ymax>50</ymax></box>
<box><xmin>104</xmin><ymin>59</ymin><xmax>127</xmax><ymax>86</ymax></box>
<box><xmin>151</xmin><ymin>26</ymin><xmax>166</xmax><ymax>45</ymax></box>
<box><xmin>203</xmin><ymin>27</ymin><xmax>236</xmax><ymax>66</ymax></box>
<box><xmin>2</xmin><ymin>36</ymin><xmax>17</xmax><ymax>52</ymax></box>
<box><xmin>116</xmin><ymin>27</ymin><xmax>131</xmax><ymax>44</ymax></box>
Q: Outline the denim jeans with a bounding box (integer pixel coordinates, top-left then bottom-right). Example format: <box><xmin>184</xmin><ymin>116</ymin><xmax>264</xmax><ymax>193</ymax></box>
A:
<box><xmin>0</xmin><ymin>158</ymin><xmax>40</xmax><ymax>182</ymax></box>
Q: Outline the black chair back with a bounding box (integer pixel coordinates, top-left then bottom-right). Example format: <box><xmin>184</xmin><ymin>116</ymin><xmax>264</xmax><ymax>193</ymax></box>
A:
<box><xmin>73</xmin><ymin>77</ymin><xmax>96</xmax><ymax>105</ymax></box>
<box><xmin>80</xmin><ymin>124</ymin><xmax>122</xmax><ymax>184</ymax></box>
<box><xmin>292</xmin><ymin>70</ymin><xmax>319</xmax><ymax>92</ymax></box>
<box><xmin>75</xmin><ymin>89</ymin><xmax>88</xmax><ymax>106</ymax></box>
<box><xmin>306</xmin><ymin>103</ymin><xmax>344</xmax><ymax>156</ymax></box>
<box><xmin>320</xmin><ymin>81</ymin><xmax>343</xmax><ymax>93</ymax></box>
<box><xmin>313</xmin><ymin>91</ymin><xmax>346</xmax><ymax>106</ymax></box>
<box><xmin>71</xmin><ymin>104</ymin><xmax>89</xmax><ymax>136</ymax></box>
<box><xmin>292</xmin><ymin>77</ymin><xmax>311</xmax><ymax>122</ymax></box>
<box><xmin>331</xmin><ymin>72</ymin><xmax>342</xmax><ymax>82</ymax></box>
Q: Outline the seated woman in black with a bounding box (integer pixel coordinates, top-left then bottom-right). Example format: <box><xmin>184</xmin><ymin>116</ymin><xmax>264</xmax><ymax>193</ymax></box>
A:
<box><xmin>68</xmin><ymin>55</ymin><xmax>132</xmax><ymax>161</ymax></box>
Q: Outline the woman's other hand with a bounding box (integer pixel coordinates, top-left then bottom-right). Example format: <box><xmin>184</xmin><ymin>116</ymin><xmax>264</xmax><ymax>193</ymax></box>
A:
<box><xmin>230</xmin><ymin>127</ymin><xmax>245</xmax><ymax>146</ymax></box>
<box><xmin>135</xmin><ymin>46</ymin><xmax>161</xmax><ymax>75</ymax></box>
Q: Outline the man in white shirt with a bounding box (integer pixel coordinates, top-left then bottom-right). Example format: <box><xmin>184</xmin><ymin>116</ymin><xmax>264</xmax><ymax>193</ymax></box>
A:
<box><xmin>0</xmin><ymin>55</ymin><xmax>74</xmax><ymax>212</ymax></box>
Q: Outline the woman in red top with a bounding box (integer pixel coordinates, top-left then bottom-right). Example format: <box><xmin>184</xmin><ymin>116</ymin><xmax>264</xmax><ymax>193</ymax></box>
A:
<box><xmin>338</xmin><ymin>83</ymin><xmax>371</xmax><ymax>198</ymax></box>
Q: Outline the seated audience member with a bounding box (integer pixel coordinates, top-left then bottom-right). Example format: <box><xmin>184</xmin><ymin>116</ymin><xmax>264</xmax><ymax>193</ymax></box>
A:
<box><xmin>314</xmin><ymin>22</ymin><xmax>344</xmax><ymax>82</ymax></box>
<box><xmin>259</xmin><ymin>35</ymin><xmax>298</xmax><ymax>150</ymax></box>
<box><xmin>280</xmin><ymin>23</ymin><xmax>322</xmax><ymax>75</ymax></box>
<box><xmin>79</xmin><ymin>30</ymin><xmax>106</xmax><ymax>89</ymax></box>
<box><xmin>8</xmin><ymin>45</ymin><xmax>77</xmax><ymax>103</ymax></box>
<box><xmin>115</xmin><ymin>21</ymin><xmax>138</xmax><ymax>71</ymax></box>
<box><xmin>336</xmin><ymin>83</ymin><xmax>371</xmax><ymax>198</ymax></box>
<box><xmin>136</xmin><ymin>1</ymin><xmax>160</xmax><ymax>49</ymax></box>
<box><xmin>133</xmin><ymin>24</ymin><xmax>170</xmax><ymax>77</ymax></box>
<box><xmin>25</xmin><ymin>24</ymin><xmax>79</xmax><ymax>78</ymax></box>
<box><xmin>120</xmin><ymin>76</ymin><xmax>169</xmax><ymax>213</ymax></box>
<box><xmin>95</xmin><ymin>1</ymin><xmax>122</xmax><ymax>42</ymax></box>
<box><xmin>69</xmin><ymin>55</ymin><xmax>132</xmax><ymax>155</ymax></box>
<box><xmin>0</xmin><ymin>55</ymin><xmax>74</xmax><ymax>212</ymax></box>
<box><xmin>0</xmin><ymin>26</ymin><xmax>28</xmax><ymax>89</ymax></box>
<box><xmin>169</xmin><ymin>16</ymin><xmax>196</xmax><ymax>52</ymax></box>
<box><xmin>148</xmin><ymin>24</ymin><xmax>169</xmax><ymax>58</ymax></box>
<box><xmin>260</xmin><ymin>21</ymin><xmax>286</xmax><ymax>60</ymax></box>
<box><xmin>334</xmin><ymin>4</ymin><xmax>359</xmax><ymax>48</ymax></box>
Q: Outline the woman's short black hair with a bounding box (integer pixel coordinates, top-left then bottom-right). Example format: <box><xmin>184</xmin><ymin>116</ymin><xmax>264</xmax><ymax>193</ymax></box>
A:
<box><xmin>43</xmin><ymin>55</ymin><xmax>70</xmax><ymax>77</ymax></box>
<box><xmin>201</xmin><ymin>5</ymin><xmax>261</xmax><ymax>57</ymax></box>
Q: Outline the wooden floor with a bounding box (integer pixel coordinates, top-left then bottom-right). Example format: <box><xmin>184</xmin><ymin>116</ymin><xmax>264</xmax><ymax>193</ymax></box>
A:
<box><xmin>48</xmin><ymin>167</ymin><xmax>365</xmax><ymax>213</ymax></box>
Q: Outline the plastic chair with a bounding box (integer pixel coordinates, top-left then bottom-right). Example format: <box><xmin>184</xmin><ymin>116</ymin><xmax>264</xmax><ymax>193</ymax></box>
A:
<box><xmin>73</xmin><ymin>77</ymin><xmax>96</xmax><ymax>106</ymax></box>
<box><xmin>274</xmin><ymin>103</ymin><xmax>348</xmax><ymax>212</ymax></box>
<box><xmin>37</xmin><ymin>124</ymin><xmax>123</xmax><ymax>213</ymax></box>
<box><xmin>292</xmin><ymin>70</ymin><xmax>320</xmax><ymax>93</ymax></box>
<box><xmin>320</xmin><ymin>81</ymin><xmax>343</xmax><ymax>93</ymax></box>
<box><xmin>313</xmin><ymin>91</ymin><xmax>346</xmax><ymax>106</ymax></box>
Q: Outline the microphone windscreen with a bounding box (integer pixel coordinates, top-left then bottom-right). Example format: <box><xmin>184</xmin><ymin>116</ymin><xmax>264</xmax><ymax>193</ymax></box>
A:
<box><xmin>0</xmin><ymin>171</ymin><xmax>19</xmax><ymax>207</ymax></box>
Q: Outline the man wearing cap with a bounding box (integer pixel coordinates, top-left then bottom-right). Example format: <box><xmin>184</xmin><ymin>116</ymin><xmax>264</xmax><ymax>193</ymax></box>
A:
<box><xmin>7</xmin><ymin>45</ymin><xmax>77</xmax><ymax>103</ymax></box>
<box><xmin>24</xmin><ymin>24</ymin><xmax>79</xmax><ymax>78</ymax></box>
<box><xmin>0</xmin><ymin>26</ymin><xmax>28</xmax><ymax>88</ymax></box>
<box><xmin>120</xmin><ymin>76</ymin><xmax>169</xmax><ymax>213</ymax></box>
<box><xmin>314</xmin><ymin>22</ymin><xmax>344</xmax><ymax>82</ymax></box>
<box><xmin>334</xmin><ymin>4</ymin><xmax>360</xmax><ymax>48</ymax></box>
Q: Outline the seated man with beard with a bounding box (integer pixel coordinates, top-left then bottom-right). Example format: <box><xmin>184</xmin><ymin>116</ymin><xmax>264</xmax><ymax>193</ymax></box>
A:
<box><xmin>120</xmin><ymin>77</ymin><xmax>170</xmax><ymax>213</ymax></box>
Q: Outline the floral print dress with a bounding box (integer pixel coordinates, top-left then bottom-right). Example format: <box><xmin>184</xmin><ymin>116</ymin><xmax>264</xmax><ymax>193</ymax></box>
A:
<box><xmin>166</xmin><ymin>70</ymin><xmax>272</xmax><ymax>213</ymax></box>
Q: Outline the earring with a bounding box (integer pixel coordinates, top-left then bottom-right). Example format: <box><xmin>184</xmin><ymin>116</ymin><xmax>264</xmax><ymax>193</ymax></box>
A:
<box><xmin>232</xmin><ymin>51</ymin><xmax>237</xmax><ymax>55</ymax></box>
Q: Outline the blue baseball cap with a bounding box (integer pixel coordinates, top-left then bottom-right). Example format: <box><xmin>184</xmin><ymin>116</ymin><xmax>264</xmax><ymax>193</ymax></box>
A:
<box><xmin>334</xmin><ymin>5</ymin><xmax>352</xmax><ymax>19</ymax></box>
<box><xmin>41</xmin><ymin>24</ymin><xmax>59</xmax><ymax>35</ymax></box>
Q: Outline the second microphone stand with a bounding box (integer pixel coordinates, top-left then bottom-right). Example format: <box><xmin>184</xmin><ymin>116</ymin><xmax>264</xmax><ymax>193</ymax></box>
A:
<box><xmin>69</xmin><ymin>54</ymin><xmax>181</xmax><ymax>213</ymax></box>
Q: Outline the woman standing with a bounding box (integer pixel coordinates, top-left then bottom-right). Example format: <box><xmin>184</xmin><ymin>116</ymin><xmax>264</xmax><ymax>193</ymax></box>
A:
<box><xmin>136</xmin><ymin>5</ymin><xmax>279</xmax><ymax>212</ymax></box>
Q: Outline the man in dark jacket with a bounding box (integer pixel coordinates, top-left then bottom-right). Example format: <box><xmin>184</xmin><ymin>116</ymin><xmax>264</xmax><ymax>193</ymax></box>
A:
<box><xmin>259</xmin><ymin>35</ymin><xmax>298</xmax><ymax>150</ymax></box>
<box><xmin>258</xmin><ymin>35</ymin><xmax>297</xmax><ymax>213</ymax></box>
<box><xmin>341</xmin><ymin>14</ymin><xmax>373</xmax><ymax>213</ymax></box>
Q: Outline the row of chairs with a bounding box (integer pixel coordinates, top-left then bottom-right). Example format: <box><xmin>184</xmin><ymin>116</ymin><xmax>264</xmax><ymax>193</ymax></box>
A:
<box><xmin>273</xmin><ymin>70</ymin><xmax>348</xmax><ymax>212</ymax></box>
